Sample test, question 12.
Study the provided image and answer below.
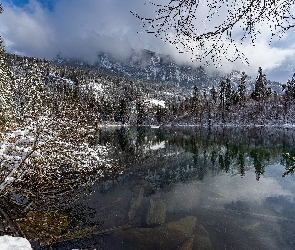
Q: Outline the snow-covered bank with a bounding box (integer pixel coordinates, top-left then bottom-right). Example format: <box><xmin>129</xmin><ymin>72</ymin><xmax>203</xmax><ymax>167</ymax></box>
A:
<box><xmin>0</xmin><ymin>117</ymin><xmax>115</xmax><ymax>204</ymax></box>
<box><xmin>0</xmin><ymin>235</ymin><xmax>31</xmax><ymax>250</ymax></box>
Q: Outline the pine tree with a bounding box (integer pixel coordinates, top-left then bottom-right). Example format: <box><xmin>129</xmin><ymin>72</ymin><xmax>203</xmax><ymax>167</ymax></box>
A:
<box><xmin>225</xmin><ymin>78</ymin><xmax>232</xmax><ymax>110</ymax></box>
<box><xmin>282</xmin><ymin>73</ymin><xmax>295</xmax><ymax>100</ymax></box>
<box><xmin>210</xmin><ymin>86</ymin><xmax>217</xmax><ymax>104</ymax></box>
<box><xmin>15</xmin><ymin>58</ymin><xmax>48</xmax><ymax>121</ymax></box>
<box><xmin>191</xmin><ymin>85</ymin><xmax>200</xmax><ymax>114</ymax></box>
<box><xmin>238</xmin><ymin>71</ymin><xmax>247</xmax><ymax>106</ymax></box>
<box><xmin>136</xmin><ymin>99</ymin><xmax>145</xmax><ymax>126</ymax></box>
<box><xmin>0</xmin><ymin>5</ymin><xmax>14</xmax><ymax>125</ymax></box>
<box><xmin>219</xmin><ymin>80</ymin><xmax>226</xmax><ymax>109</ymax></box>
<box><xmin>251</xmin><ymin>67</ymin><xmax>267</xmax><ymax>101</ymax></box>
<box><xmin>114</xmin><ymin>98</ymin><xmax>130</xmax><ymax>125</ymax></box>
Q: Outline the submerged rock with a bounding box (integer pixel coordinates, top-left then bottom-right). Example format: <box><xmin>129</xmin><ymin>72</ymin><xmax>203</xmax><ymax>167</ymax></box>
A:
<box><xmin>179</xmin><ymin>237</ymin><xmax>194</xmax><ymax>250</ymax></box>
<box><xmin>128</xmin><ymin>187</ymin><xmax>145</xmax><ymax>225</ymax></box>
<box><xmin>168</xmin><ymin>216</ymin><xmax>197</xmax><ymax>235</ymax></box>
<box><xmin>146</xmin><ymin>198</ymin><xmax>166</xmax><ymax>226</ymax></box>
<box><xmin>112</xmin><ymin>216</ymin><xmax>197</xmax><ymax>250</ymax></box>
<box><xmin>193</xmin><ymin>224</ymin><xmax>213</xmax><ymax>250</ymax></box>
<box><xmin>112</xmin><ymin>215</ymin><xmax>213</xmax><ymax>250</ymax></box>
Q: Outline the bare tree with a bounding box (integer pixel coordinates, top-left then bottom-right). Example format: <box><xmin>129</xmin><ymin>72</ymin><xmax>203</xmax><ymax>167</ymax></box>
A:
<box><xmin>132</xmin><ymin>0</ymin><xmax>295</xmax><ymax>66</ymax></box>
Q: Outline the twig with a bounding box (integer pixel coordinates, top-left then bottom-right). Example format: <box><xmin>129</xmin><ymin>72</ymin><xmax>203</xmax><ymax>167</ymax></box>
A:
<box><xmin>0</xmin><ymin>126</ymin><xmax>41</xmax><ymax>193</ymax></box>
<box><xmin>282</xmin><ymin>164</ymin><xmax>295</xmax><ymax>177</ymax></box>
<box><xmin>282</xmin><ymin>153</ymin><xmax>295</xmax><ymax>177</ymax></box>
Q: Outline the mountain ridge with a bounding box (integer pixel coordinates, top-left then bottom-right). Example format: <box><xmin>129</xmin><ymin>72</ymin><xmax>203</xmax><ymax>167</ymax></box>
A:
<box><xmin>52</xmin><ymin>49</ymin><xmax>283</xmax><ymax>94</ymax></box>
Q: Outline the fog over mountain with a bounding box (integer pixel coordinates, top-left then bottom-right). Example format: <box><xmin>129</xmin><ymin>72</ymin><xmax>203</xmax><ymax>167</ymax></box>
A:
<box><xmin>53</xmin><ymin>49</ymin><xmax>283</xmax><ymax>95</ymax></box>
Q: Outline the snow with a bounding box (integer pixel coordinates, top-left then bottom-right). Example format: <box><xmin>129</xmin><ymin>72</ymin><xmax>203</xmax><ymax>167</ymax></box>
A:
<box><xmin>0</xmin><ymin>118</ymin><xmax>113</xmax><ymax>194</ymax></box>
<box><xmin>150</xmin><ymin>125</ymin><xmax>160</xmax><ymax>129</ymax></box>
<box><xmin>0</xmin><ymin>235</ymin><xmax>31</xmax><ymax>250</ymax></box>
<box><xmin>147</xmin><ymin>99</ymin><xmax>165</xmax><ymax>107</ymax></box>
<box><xmin>163</xmin><ymin>91</ymin><xmax>173</xmax><ymax>96</ymax></box>
<box><xmin>87</xmin><ymin>82</ymin><xmax>103</xmax><ymax>92</ymax></box>
<box><xmin>150</xmin><ymin>141</ymin><xmax>166</xmax><ymax>150</ymax></box>
<box><xmin>143</xmin><ymin>141</ymin><xmax>166</xmax><ymax>152</ymax></box>
<box><xmin>282</xmin><ymin>124</ymin><xmax>295</xmax><ymax>128</ymax></box>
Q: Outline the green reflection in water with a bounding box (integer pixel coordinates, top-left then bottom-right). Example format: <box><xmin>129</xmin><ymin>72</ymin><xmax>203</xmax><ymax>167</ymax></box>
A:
<box><xmin>97</xmin><ymin>126</ymin><xmax>295</xmax><ymax>182</ymax></box>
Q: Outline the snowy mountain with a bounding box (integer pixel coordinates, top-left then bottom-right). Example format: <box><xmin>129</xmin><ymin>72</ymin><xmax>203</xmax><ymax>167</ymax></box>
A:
<box><xmin>53</xmin><ymin>49</ymin><xmax>283</xmax><ymax>94</ymax></box>
<box><xmin>4</xmin><ymin>51</ymin><xmax>292</xmax><ymax>128</ymax></box>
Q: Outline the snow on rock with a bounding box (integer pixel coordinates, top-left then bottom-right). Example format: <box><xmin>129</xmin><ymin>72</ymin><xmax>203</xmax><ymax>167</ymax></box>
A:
<box><xmin>0</xmin><ymin>235</ymin><xmax>31</xmax><ymax>250</ymax></box>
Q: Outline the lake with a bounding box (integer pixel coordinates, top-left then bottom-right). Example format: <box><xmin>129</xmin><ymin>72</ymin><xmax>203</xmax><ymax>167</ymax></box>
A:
<box><xmin>4</xmin><ymin>126</ymin><xmax>295</xmax><ymax>249</ymax></box>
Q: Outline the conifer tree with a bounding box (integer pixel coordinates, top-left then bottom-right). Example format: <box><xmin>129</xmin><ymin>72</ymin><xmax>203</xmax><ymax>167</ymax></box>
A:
<box><xmin>15</xmin><ymin>58</ymin><xmax>48</xmax><ymax>121</ymax></box>
<box><xmin>191</xmin><ymin>85</ymin><xmax>199</xmax><ymax>114</ymax></box>
<box><xmin>0</xmin><ymin>4</ymin><xmax>13</xmax><ymax>125</ymax></box>
<box><xmin>135</xmin><ymin>100</ymin><xmax>143</xmax><ymax>125</ymax></box>
<box><xmin>282</xmin><ymin>73</ymin><xmax>295</xmax><ymax>101</ymax></box>
<box><xmin>210</xmin><ymin>86</ymin><xmax>217</xmax><ymax>104</ymax></box>
<box><xmin>219</xmin><ymin>80</ymin><xmax>226</xmax><ymax>110</ymax></box>
<box><xmin>225</xmin><ymin>78</ymin><xmax>232</xmax><ymax>110</ymax></box>
<box><xmin>238</xmin><ymin>72</ymin><xmax>247</xmax><ymax>106</ymax></box>
<box><xmin>251</xmin><ymin>67</ymin><xmax>267</xmax><ymax>101</ymax></box>
<box><xmin>116</xmin><ymin>98</ymin><xmax>130</xmax><ymax>125</ymax></box>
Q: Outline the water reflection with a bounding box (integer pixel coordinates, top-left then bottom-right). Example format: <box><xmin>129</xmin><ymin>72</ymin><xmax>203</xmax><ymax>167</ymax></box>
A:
<box><xmin>85</xmin><ymin>167</ymin><xmax>295</xmax><ymax>250</ymax></box>
<box><xmin>70</xmin><ymin>127</ymin><xmax>295</xmax><ymax>249</ymax></box>
<box><xmin>2</xmin><ymin>126</ymin><xmax>295</xmax><ymax>249</ymax></box>
<box><xmin>101</xmin><ymin>126</ymin><xmax>295</xmax><ymax>182</ymax></box>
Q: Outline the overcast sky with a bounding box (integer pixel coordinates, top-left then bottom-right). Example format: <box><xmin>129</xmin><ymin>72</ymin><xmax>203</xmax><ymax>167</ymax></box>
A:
<box><xmin>1</xmin><ymin>0</ymin><xmax>295</xmax><ymax>83</ymax></box>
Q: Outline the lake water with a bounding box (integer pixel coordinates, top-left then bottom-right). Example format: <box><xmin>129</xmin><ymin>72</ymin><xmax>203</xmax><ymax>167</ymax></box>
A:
<box><xmin>6</xmin><ymin>126</ymin><xmax>295</xmax><ymax>249</ymax></box>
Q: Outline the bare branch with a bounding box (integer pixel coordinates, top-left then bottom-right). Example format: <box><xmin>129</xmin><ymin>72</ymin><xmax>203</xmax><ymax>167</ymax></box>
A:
<box><xmin>132</xmin><ymin>0</ymin><xmax>295</xmax><ymax>66</ymax></box>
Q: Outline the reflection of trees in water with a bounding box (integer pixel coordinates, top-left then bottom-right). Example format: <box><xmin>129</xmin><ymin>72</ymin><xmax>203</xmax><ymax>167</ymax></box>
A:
<box><xmin>163</xmin><ymin>127</ymin><xmax>295</xmax><ymax>180</ymax></box>
<box><xmin>98</xmin><ymin>127</ymin><xmax>295</xmax><ymax>183</ymax></box>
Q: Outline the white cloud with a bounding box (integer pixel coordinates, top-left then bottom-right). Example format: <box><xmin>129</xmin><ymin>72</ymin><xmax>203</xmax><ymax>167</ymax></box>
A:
<box><xmin>210</xmin><ymin>40</ymin><xmax>295</xmax><ymax>78</ymax></box>
<box><xmin>0</xmin><ymin>1</ymin><xmax>55</xmax><ymax>58</ymax></box>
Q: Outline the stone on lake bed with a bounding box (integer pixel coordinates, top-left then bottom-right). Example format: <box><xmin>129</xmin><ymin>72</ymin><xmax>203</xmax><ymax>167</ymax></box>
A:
<box><xmin>146</xmin><ymin>198</ymin><xmax>166</xmax><ymax>225</ymax></box>
<box><xmin>112</xmin><ymin>216</ymin><xmax>201</xmax><ymax>250</ymax></box>
<box><xmin>178</xmin><ymin>237</ymin><xmax>194</xmax><ymax>250</ymax></box>
<box><xmin>128</xmin><ymin>187</ymin><xmax>145</xmax><ymax>225</ymax></box>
